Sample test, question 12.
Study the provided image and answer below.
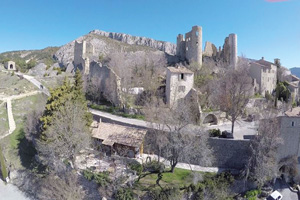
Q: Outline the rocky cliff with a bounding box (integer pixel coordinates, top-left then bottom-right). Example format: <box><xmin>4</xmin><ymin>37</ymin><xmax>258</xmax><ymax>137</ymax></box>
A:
<box><xmin>89</xmin><ymin>30</ymin><xmax>176</xmax><ymax>55</ymax></box>
<box><xmin>54</xmin><ymin>31</ymin><xmax>177</xmax><ymax>68</ymax></box>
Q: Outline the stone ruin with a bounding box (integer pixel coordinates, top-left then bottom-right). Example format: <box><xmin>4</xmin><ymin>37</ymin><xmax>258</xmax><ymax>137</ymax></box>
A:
<box><xmin>176</xmin><ymin>26</ymin><xmax>238</xmax><ymax>69</ymax></box>
<box><xmin>4</xmin><ymin>61</ymin><xmax>16</xmax><ymax>71</ymax></box>
<box><xmin>74</xmin><ymin>40</ymin><xmax>95</xmax><ymax>74</ymax></box>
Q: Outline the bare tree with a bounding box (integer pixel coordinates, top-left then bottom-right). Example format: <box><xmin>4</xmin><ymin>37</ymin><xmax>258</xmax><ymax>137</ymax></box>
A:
<box><xmin>38</xmin><ymin>171</ymin><xmax>87</xmax><ymax>200</ymax></box>
<box><xmin>213</xmin><ymin>63</ymin><xmax>252</xmax><ymax>134</ymax></box>
<box><xmin>145</xmin><ymin>99</ymin><xmax>211</xmax><ymax>173</ymax></box>
<box><xmin>37</xmin><ymin>100</ymin><xmax>91</xmax><ymax>171</ymax></box>
<box><xmin>244</xmin><ymin>117</ymin><xmax>283</xmax><ymax>188</ymax></box>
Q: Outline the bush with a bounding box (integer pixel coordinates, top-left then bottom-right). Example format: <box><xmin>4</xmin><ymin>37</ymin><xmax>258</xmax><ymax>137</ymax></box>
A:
<box><xmin>93</xmin><ymin>171</ymin><xmax>110</xmax><ymax>186</ymax></box>
<box><xmin>143</xmin><ymin>161</ymin><xmax>165</xmax><ymax>173</ymax></box>
<box><xmin>128</xmin><ymin>161</ymin><xmax>143</xmax><ymax>175</ymax></box>
<box><xmin>209</xmin><ymin>129</ymin><xmax>221</xmax><ymax>137</ymax></box>
<box><xmin>244</xmin><ymin>189</ymin><xmax>261</xmax><ymax>200</ymax></box>
<box><xmin>115</xmin><ymin>188</ymin><xmax>134</xmax><ymax>200</ymax></box>
<box><xmin>82</xmin><ymin>169</ymin><xmax>94</xmax><ymax>181</ymax></box>
<box><xmin>82</xmin><ymin>170</ymin><xmax>110</xmax><ymax>186</ymax></box>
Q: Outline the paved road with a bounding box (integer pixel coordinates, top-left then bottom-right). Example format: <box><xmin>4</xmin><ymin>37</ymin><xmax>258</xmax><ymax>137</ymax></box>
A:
<box><xmin>17</xmin><ymin>73</ymin><xmax>50</xmax><ymax>96</ymax></box>
<box><xmin>274</xmin><ymin>179</ymin><xmax>299</xmax><ymax>200</ymax></box>
<box><xmin>91</xmin><ymin>109</ymin><xmax>150</xmax><ymax>129</ymax></box>
<box><xmin>0</xmin><ymin>180</ymin><xmax>30</xmax><ymax>200</ymax></box>
<box><xmin>91</xmin><ymin>109</ymin><xmax>258</xmax><ymax>140</ymax></box>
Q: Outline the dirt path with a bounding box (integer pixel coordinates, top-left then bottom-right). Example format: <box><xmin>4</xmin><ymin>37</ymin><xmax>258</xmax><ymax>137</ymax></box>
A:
<box><xmin>0</xmin><ymin>91</ymin><xmax>42</xmax><ymax>139</ymax></box>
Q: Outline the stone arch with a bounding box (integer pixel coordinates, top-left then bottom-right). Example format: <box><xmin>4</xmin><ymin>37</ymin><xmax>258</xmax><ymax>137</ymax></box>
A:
<box><xmin>203</xmin><ymin>114</ymin><xmax>218</xmax><ymax>125</ymax></box>
<box><xmin>10</xmin><ymin>64</ymin><xmax>13</xmax><ymax>69</ymax></box>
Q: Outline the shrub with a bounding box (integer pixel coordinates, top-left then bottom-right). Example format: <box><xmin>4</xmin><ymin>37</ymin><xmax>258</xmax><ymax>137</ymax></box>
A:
<box><xmin>244</xmin><ymin>189</ymin><xmax>261</xmax><ymax>200</ymax></box>
<box><xmin>143</xmin><ymin>161</ymin><xmax>165</xmax><ymax>173</ymax></box>
<box><xmin>115</xmin><ymin>188</ymin><xmax>134</xmax><ymax>200</ymax></box>
<box><xmin>82</xmin><ymin>169</ymin><xmax>94</xmax><ymax>181</ymax></box>
<box><xmin>93</xmin><ymin>171</ymin><xmax>110</xmax><ymax>186</ymax></box>
<box><xmin>209</xmin><ymin>129</ymin><xmax>221</xmax><ymax>137</ymax></box>
<box><xmin>82</xmin><ymin>170</ymin><xmax>110</xmax><ymax>186</ymax></box>
<box><xmin>128</xmin><ymin>161</ymin><xmax>143</xmax><ymax>175</ymax></box>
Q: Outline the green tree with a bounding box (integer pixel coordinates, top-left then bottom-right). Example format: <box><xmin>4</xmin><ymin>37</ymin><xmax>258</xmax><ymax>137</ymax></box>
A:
<box><xmin>275</xmin><ymin>81</ymin><xmax>291</xmax><ymax>103</ymax></box>
<box><xmin>38</xmin><ymin>71</ymin><xmax>92</xmax><ymax>170</ymax></box>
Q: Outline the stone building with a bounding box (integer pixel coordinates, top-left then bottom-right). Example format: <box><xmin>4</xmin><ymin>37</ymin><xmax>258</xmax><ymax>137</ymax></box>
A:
<box><xmin>92</xmin><ymin>120</ymin><xmax>147</xmax><ymax>158</ymax></box>
<box><xmin>286</xmin><ymin>75</ymin><xmax>300</xmax><ymax>102</ymax></box>
<box><xmin>249</xmin><ymin>57</ymin><xmax>277</xmax><ymax>95</ymax></box>
<box><xmin>277</xmin><ymin>108</ymin><xmax>300</xmax><ymax>167</ymax></box>
<box><xmin>74</xmin><ymin>40</ymin><xmax>95</xmax><ymax>74</ymax></box>
<box><xmin>4</xmin><ymin>61</ymin><xmax>16</xmax><ymax>71</ymax></box>
<box><xmin>166</xmin><ymin>67</ymin><xmax>194</xmax><ymax>106</ymax></box>
<box><xmin>176</xmin><ymin>26</ymin><xmax>202</xmax><ymax>66</ymax></box>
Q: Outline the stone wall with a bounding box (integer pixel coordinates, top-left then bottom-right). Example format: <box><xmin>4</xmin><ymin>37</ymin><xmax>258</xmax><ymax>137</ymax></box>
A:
<box><xmin>208</xmin><ymin>138</ymin><xmax>251</xmax><ymax>169</ymax></box>
<box><xmin>89</xmin><ymin>61</ymin><xmax>122</xmax><ymax>106</ymax></box>
<box><xmin>277</xmin><ymin>116</ymin><xmax>300</xmax><ymax>161</ymax></box>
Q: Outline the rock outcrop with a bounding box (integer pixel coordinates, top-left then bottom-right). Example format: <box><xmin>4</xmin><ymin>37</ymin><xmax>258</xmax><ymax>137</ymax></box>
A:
<box><xmin>90</xmin><ymin>30</ymin><xmax>176</xmax><ymax>55</ymax></box>
<box><xmin>54</xmin><ymin>31</ymin><xmax>177</xmax><ymax>68</ymax></box>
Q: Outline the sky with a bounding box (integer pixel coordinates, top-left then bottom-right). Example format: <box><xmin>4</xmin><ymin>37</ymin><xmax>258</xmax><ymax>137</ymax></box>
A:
<box><xmin>0</xmin><ymin>0</ymin><xmax>299</xmax><ymax>68</ymax></box>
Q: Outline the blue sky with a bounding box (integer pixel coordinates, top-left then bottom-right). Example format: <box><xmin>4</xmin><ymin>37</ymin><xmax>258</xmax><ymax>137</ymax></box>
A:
<box><xmin>0</xmin><ymin>0</ymin><xmax>299</xmax><ymax>68</ymax></box>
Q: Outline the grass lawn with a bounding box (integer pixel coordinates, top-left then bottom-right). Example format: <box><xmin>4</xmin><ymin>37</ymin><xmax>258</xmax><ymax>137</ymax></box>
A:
<box><xmin>0</xmin><ymin>71</ymin><xmax>36</xmax><ymax>96</ymax></box>
<box><xmin>0</xmin><ymin>93</ymin><xmax>47</xmax><ymax>170</ymax></box>
<box><xmin>133</xmin><ymin>168</ymin><xmax>215</xmax><ymax>197</ymax></box>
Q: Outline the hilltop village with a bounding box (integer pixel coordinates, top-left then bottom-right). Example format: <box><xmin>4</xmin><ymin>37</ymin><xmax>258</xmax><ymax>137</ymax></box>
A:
<box><xmin>0</xmin><ymin>25</ymin><xmax>300</xmax><ymax>199</ymax></box>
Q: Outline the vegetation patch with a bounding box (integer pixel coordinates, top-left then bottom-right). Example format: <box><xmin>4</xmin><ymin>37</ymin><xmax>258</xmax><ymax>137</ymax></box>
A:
<box><xmin>0</xmin><ymin>146</ymin><xmax>8</xmax><ymax>180</ymax></box>
<box><xmin>82</xmin><ymin>169</ymin><xmax>111</xmax><ymax>186</ymax></box>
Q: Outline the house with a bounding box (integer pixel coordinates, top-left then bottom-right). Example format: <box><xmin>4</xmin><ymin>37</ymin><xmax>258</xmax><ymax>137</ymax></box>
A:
<box><xmin>91</xmin><ymin>120</ymin><xmax>147</xmax><ymax>158</ymax></box>
<box><xmin>166</xmin><ymin>67</ymin><xmax>194</xmax><ymax>106</ymax></box>
<box><xmin>249</xmin><ymin>57</ymin><xmax>277</xmax><ymax>96</ymax></box>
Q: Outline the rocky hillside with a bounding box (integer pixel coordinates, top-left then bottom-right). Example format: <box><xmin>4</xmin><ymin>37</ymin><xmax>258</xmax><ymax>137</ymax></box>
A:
<box><xmin>90</xmin><ymin>30</ymin><xmax>176</xmax><ymax>55</ymax></box>
<box><xmin>54</xmin><ymin>31</ymin><xmax>177</xmax><ymax>69</ymax></box>
<box><xmin>0</xmin><ymin>47</ymin><xmax>59</xmax><ymax>72</ymax></box>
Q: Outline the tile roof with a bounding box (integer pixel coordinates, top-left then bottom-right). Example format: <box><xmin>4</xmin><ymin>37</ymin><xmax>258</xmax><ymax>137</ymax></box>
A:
<box><xmin>92</xmin><ymin>121</ymin><xmax>147</xmax><ymax>148</ymax></box>
<box><xmin>167</xmin><ymin>67</ymin><xmax>194</xmax><ymax>74</ymax></box>
<box><xmin>285</xmin><ymin>107</ymin><xmax>300</xmax><ymax>117</ymax></box>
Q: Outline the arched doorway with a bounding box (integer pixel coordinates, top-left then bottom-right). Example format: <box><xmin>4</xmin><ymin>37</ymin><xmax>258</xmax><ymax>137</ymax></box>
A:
<box><xmin>10</xmin><ymin>64</ymin><xmax>13</xmax><ymax>69</ymax></box>
<box><xmin>203</xmin><ymin>114</ymin><xmax>218</xmax><ymax>125</ymax></box>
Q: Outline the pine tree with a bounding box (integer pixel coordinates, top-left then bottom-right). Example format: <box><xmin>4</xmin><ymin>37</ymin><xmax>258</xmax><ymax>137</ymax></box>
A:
<box><xmin>40</xmin><ymin>77</ymin><xmax>73</xmax><ymax>131</ymax></box>
<box><xmin>40</xmin><ymin>71</ymin><xmax>92</xmax><ymax>138</ymax></box>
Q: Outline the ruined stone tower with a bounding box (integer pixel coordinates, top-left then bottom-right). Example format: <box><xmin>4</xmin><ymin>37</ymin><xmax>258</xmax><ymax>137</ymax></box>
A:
<box><xmin>176</xmin><ymin>26</ymin><xmax>202</xmax><ymax>66</ymax></box>
<box><xmin>228</xmin><ymin>34</ymin><xmax>237</xmax><ymax>69</ymax></box>
<box><xmin>222</xmin><ymin>34</ymin><xmax>238</xmax><ymax>69</ymax></box>
<box><xmin>74</xmin><ymin>40</ymin><xmax>95</xmax><ymax>74</ymax></box>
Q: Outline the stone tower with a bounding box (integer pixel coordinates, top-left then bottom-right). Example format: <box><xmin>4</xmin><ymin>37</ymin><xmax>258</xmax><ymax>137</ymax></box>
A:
<box><xmin>228</xmin><ymin>34</ymin><xmax>237</xmax><ymax>69</ymax></box>
<box><xmin>74</xmin><ymin>40</ymin><xmax>95</xmax><ymax>74</ymax></box>
<box><xmin>176</xmin><ymin>26</ymin><xmax>202</xmax><ymax>66</ymax></box>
